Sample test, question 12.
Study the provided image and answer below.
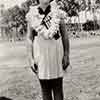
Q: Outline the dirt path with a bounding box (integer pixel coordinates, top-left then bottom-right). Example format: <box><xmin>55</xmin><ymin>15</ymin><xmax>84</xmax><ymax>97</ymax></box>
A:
<box><xmin>0</xmin><ymin>38</ymin><xmax>100</xmax><ymax>100</ymax></box>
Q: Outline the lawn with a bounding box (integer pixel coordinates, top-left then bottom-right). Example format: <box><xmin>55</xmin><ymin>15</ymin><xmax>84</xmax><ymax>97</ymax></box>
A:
<box><xmin>0</xmin><ymin>38</ymin><xmax>100</xmax><ymax>100</ymax></box>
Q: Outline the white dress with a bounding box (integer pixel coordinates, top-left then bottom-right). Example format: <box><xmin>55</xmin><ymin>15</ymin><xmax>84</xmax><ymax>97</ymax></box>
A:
<box><xmin>26</xmin><ymin>5</ymin><xmax>66</xmax><ymax>79</ymax></box>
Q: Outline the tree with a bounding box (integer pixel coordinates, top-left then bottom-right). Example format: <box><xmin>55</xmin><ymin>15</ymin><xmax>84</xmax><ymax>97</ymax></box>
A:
<box><xmin>21</xmin><ymin>0</ymin><xmax>36</xmax><ymax>13</ymax></box>
<box><xmin>96</xmin><ymin>0</ymin><xmax>100</xmax><ymax>4</ymax></box>
<box><xmin>83</xmin><ymin>20</ymin><xmax>99</xmax><ymax>31</ymax></box>
<box><xmin>78</xmin><ymin>0</ymin><xmax>87</xmax><ymax>11</ymax></box>
<box><xmin>58</xmin><ymin>0</ymin><xmax>79</xmax><ymax>17</ymax></box>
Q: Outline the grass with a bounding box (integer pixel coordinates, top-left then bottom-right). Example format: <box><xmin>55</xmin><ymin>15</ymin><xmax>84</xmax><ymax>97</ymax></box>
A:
<box><xmin>0</xmin><ymin>38</ymin><xmax>100</xmax><ymax>100</ymax></box>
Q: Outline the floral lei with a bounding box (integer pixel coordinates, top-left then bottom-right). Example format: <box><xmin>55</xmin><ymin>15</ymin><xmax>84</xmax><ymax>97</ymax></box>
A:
<box><xmin>31</xmin><ymin>5</ymin><xmax>61</xmax><ymax>40</ymax></box>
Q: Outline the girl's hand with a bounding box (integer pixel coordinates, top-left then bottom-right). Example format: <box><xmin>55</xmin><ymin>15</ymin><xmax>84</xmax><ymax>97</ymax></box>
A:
<box><xmin>31</xmin><ymin>64</ymin><xmax>38</xmax><ymax>74</ymax></box>
<box><xmin>29</xmin><ymin>58</ymin><xmax>38</xmax><ymax>74</ymax></box>
<box><xmin>62</xmin><ymin>55</ymin><xmax>70</xmax><ymax>71</ymax></box>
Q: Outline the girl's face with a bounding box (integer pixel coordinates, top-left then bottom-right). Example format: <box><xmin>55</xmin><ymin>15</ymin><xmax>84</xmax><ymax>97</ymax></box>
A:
<box><xmin>39</xmin><ymin>0</ymin><xmax>51</xmax><ymax>6</ymax></box>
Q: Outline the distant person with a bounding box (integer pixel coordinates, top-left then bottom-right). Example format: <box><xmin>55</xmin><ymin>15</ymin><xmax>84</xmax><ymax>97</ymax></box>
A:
<box><xmin>26</xmin><ymin>0</ymin><xmax>70</xmax><ymax>100</ymax></box>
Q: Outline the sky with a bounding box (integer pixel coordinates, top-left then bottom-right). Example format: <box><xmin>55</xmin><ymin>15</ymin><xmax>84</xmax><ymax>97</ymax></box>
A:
<box><xmin>0</xmin><ymin>0</ymin><xmax>26</xmax><ymax>9</ymax></box>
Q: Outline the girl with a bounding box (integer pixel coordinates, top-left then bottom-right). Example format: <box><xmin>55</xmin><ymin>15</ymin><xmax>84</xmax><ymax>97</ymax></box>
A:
<box><xmin>26</xmin><ymin>0</ymin><xmax>70</xmax><ymax>100</ymax></box>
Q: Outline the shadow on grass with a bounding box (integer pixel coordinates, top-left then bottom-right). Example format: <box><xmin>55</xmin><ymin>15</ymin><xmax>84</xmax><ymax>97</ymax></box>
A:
<box><xmin>0</xmin><ymin>97</ymin><xmax>13</xmax><ymax>100</ymax></box>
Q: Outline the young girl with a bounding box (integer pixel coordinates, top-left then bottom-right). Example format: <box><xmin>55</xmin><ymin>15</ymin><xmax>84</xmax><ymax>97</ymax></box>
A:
<box><xmin>26</xmin><ymin>0</ymin><xmax>70</xmax><ymax>100</ymax></box>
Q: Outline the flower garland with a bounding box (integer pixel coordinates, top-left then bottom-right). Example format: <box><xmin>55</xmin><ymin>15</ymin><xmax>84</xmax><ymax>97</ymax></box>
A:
<box><xmin>27</xmin><ymin>5</ymin><xmax>63</xmax><ymax>40</ymax></box>
<box><xmin>39</xmin><ymin>8</ymin><xmax>61</xmax><ymax>40</ymax></box>
<box><xmin>44</xmin><ymin>8</ymin><xmax>60</xmax><ymax>39</ymax></box>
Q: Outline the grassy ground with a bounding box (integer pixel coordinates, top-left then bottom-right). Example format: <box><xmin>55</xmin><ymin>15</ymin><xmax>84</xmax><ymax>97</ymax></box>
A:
<box><xmin>0</xmin><ymin>37</ymin><xmax>100</xmax><ymax>100</ymax></box>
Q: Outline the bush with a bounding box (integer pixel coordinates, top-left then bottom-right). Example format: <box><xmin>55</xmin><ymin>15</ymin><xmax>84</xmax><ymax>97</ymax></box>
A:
<box><xmin>83</xmin><ymin>20</ymin><xmax>100</xmax><ymax>31</ymax></box>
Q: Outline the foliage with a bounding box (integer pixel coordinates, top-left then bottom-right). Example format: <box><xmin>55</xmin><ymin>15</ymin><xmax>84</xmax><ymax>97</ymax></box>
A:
<box><xmin>96</xmin><ymin>0</ymin><xmax>100</xmax><ymax>4</ymax></box>
<box><xmin>58</xmin><ymin>0</ymin><xmax>79</xmax><ymax>17</ymax></box>
<box><xmin>3</xmin><ymin>0</ymin><xmax>100</xmax><ymax>38</ymax></box>
<box><xmin>83</xmin><ymin>20</ymin><xmax>100</xmax><ymax>31</ymax></box>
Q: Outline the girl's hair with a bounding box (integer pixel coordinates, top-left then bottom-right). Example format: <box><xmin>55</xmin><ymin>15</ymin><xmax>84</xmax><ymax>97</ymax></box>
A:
<box><xmin>36</xmin><ymin>0</ymin><xmax>53</xmax><ymax>4</ymax></box>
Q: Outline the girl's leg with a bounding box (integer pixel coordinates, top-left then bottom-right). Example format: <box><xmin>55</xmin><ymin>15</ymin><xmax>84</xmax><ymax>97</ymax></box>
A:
<box><xmin>39</xmin><ymin>79</ymin><xmax>53</xmax><ymax>100</ymax></box>
<box><xmin>52</xmin><ymin>77</ymin><xmax>64</xmax><ymax>100</ymax></box>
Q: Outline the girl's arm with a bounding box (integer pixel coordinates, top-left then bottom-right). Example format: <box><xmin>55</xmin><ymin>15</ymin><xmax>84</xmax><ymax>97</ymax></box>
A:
<box><xmin>60</xmin><ymin>18</ymin><xmax>70</xmax><ymax>70</ymax></box>
<box><xmin>60</xmin><ymin>18</ymin><xmax>70</xmax><ymax>56</ymax></box>
<box><xmin>26</xmin><ymin>21</ymin><xmax>35</xmax><ymax>66</ymax></box>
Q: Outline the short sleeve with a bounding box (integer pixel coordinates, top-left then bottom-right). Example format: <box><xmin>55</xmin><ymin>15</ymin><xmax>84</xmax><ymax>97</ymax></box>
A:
<box><xmin>26</xmin><ymin>6</ymin><xmax>34</xmax><ymax>23</ymax></box>
<box><xmin>26</xmin><ymin>6</ymin><xmax>38</xmax><ymax>27</ymax></box>
<box><xmin>26</xmin><ymin>11</ymin><xmax>31</xmax><ymax>22</ymax></box>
